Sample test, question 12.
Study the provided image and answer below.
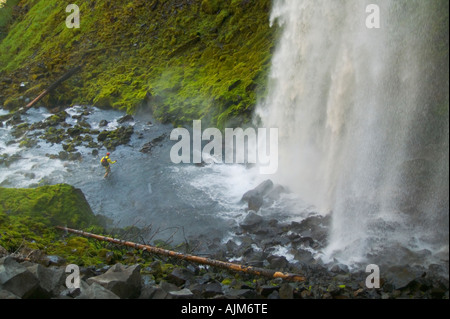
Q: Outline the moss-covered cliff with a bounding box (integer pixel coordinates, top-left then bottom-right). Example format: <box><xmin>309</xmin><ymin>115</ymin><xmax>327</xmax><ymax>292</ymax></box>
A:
<box><xmin>0</xmin><ymin>183</ymin><xmax>115</xmax><ymax>265</ymax></box>
<box><xmin>0</xmin><ymin>0</ymin><xmax>276</xmax><ymax>128</ymax></box>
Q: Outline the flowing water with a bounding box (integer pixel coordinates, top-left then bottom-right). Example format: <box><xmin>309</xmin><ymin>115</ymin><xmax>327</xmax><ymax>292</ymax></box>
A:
<box><xmin>0</xmin><ymin>105</ymin><xmax>310</xmax><ymax>249</ymax></box>
<box><xmin>1</xmin><ymin>0</ymin><xmax>448</xmax><ymax>273</ymax></box>
<box><xmin>256</xmin><ymin>0</ymin><xmax>449</xmax><ymax>267</ymax></box>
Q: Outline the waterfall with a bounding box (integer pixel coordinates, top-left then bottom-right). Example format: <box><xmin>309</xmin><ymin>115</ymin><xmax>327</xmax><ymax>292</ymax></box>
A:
<box><xmin>257</xmin><ymin>0</ymin><xmax>449</xmax><ymax>267</ymax></box>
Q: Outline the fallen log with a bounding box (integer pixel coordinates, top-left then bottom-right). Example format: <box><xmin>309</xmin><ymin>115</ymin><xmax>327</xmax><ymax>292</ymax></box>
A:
<box><xmin>56</xmin><ymin>226</ymin><xmax>306</xmax><ymax>282</ymax></box>
<box><xmin>22</xmin><ymin>65</ymin><xmax>82</xmax><ymax>111</ymax></box>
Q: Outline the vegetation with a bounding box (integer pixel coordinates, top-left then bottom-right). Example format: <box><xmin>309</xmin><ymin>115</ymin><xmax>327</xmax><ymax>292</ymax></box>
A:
<box><xmin>0</xmin><ymin>184</ymin><xmax>110</xmax><ymax>265</ymax></box>
<box><xmin>0</xmin><ymin>184</ymin><xmax>258</xmax><ymax>284</ymax></box>
<box><xmin>0</xmin><ymin>0</ymin><xmax>277</xmax><ymax>128</ymax></box>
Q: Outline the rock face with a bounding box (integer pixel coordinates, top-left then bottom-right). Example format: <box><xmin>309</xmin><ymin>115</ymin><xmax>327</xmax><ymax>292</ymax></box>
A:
<box><xmin>241</xmin><ymin>179</ymin><xmax>274</xmax><ymax>212</ymax></box>
<box><xmin>86</xmin><ymin>263</ymin><xmax>141</xmax><ymax>299</ymax></box>
<box><xmin>0</xmin><ymin>257</ymin><xmax>39</xmax><ymax>298</ymax></box>
<box><xmin>0</xmin><ymin>250</ymin><xmax>448</xmax><ymax>300</ymax></box>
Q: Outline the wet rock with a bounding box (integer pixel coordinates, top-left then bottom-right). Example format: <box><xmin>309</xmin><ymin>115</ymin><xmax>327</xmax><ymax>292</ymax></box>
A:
<box><xmin>44</xmin><ymin>111</ymin><xmax>68</xmax><ymax>127</ymax></box>
<box><xmin>86</xmin><ymin>263</ymin><xmax>141</xmax><ymax>299</ymax></box>
<box><xmin>26</xmin><ymin>264</ymin><xmax>66</xmax><ymax>298</ymax></box>
<box><xmin>62</xmin><ymin>143</ymin><xmax>77</xmax><ymax>152</ymax></box>
<box><xmin>384</xmin><ymin>265</ymin><xmax>425</xmax><ymax>290</ymax></box>
<box><xmin>266</xmin><ymin>185</ymin><xmax>287</xmax><ymax>202</ymax></box>
<box><xmin>289</xmin><ymin>214</ymin><xmax>330</xmax><ymax>244</ymax></box>
<box><xmin>267</xmin><ymin>255</ymin><xmax>289</xmax><ymax>270</ymax></box>
<box><xmin>279</xmin><ymin>283</ymin><xmax>294</xmax><ymax>299</ymax></box>
<box><xmin>140</xmin><ymin>133</ymin><xmax>168</xmax><ymax>153</ymax></box>
<box><xmin>168</xmin><ymin>267</ymin><xmax>195</xmax><ymax>286</ymax></box>
<box><xmin>0</xmin><ymin>289</ymin><xmax>20</xmax><ymax>299</ymax></box>
<box><xmin>67</xmin><ymin>126</ymin><xmax>82</xmax><ymax>137</ymax></box>
<box><xmin>11</xmin><ymin>123</ymin><xmax>29</xmax><ymax>138</ymax></box>
<box><xmin>258</xmin><ymin>285</ymin><xmax>280</xmax><ymax>298</ymax></box>
<box><xmin>68</xmin><ymin>152</ymin><xmax>82</xmax><ymax>161</ymax></box>
<box><xmin>5</xmin><ymin>113</ymin><xmax>23</xmax><ymax>126</ymax></box>
<box><xmin>77</xmin><ymin>282</ymin><xmax>120</xmax><ymax>299</ymax></box>
<box><xmin>241</xmin><ymin>180</ymin><xmax>274</xmax><ymax>212</ymax></box>
<box><xmin>58</xmin><ymin>151</ymin><xmax>68</xmax><ymax>160</ymax></box>
<box><xmin>225</xmin><ymin>240</ymin><xmax>239</xmax><ymax>255</ymax></box>
<box><xmin>330</xmin><ymin>263</ymin><xmax>349</xmax><ymax>274</ymax></box>
<box><xmin>204</xmin><ymin>281</ymin><xmax>223</xmax><ymax>298</ymax></box>
<box><xmin>293</xmin><ymin>249</ymin><xmax>315</xmax><ymax>264</ymax></box>
<box><xmin>117</xmin><ymin>114</ymin><xmax>134</xmax><ymax>124</ymax></box>
<box><xmin>0</xmin><ymin>257</ymin><xmax>39</xmax><ymax>298</ymax></box>
<box><xmin>248</xmin><ymin>195</ymin><xmax>264</xmax><ymax>212</ymax></box>
<box><xmin>241</xmin><ymin>179</ymin><xmax>273</xmax><ymax>202</ymax></box>
<box><xmin>168</xmin><ymin>288</ymin><xmax>194</xmax><ymax>299</ymax></box>
<box><xmin>240</xmin><ymin>211</ymin><xmax>263</xmax><ymax>231</ymax></box>
<box><xmin>226</xmin><ymin>288</ymin><xmax>256</xmax><ymax>299</ymax></box>
<box><xmin>99</xmin><ymin>126</ymin><xmax>134</xmax><ymax>151</ymax></box>
<box><xmin>99</xmin><ymin>120</ymin><xmax>108</xmax><ymax>127</ymax></box>
<box><xmin>138</xmin><ymin>286</ymin><xmax>159</xmax><ymax>299</ymax></box>
<box><xmin>97</xmin><ymin>130</ymin><xmax>109</xmax><ymax>142</ymax></box>
<box><xmin>0</xmin><ymin>245</ymin><xmax>7</xmax><ymax>257</ymax></box>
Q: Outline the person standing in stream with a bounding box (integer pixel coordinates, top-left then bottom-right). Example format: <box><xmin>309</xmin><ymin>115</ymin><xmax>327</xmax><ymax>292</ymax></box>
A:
<box><xmin>100</xmin><ymin>152</ymin><xmax>117</xmax><ymax>178</ymax></box>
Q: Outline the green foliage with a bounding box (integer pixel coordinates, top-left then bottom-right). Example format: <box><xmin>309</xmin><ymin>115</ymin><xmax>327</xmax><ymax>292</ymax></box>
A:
<box><xmin>0</xmin><ymin>0</ymin><xmax>276</xmax><ymax>128</ymax></box>
<box><xmin>0</xmin><ymin>0</ymin><xmax>20</xmax><ymax>29</ymax></box>
<box><xmin>0</xmin><ymin>184</ymin><xmax>124</xmax><ymax>265</ymax></box>
<box><xmin>0</xmin><ymin>183</ymin><xmax>100</xmax><ymax>228</ymax></box>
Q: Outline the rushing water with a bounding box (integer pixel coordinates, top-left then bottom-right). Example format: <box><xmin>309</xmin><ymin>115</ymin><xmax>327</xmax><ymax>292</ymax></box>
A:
<box><xmin>256</xmin><ymin>0</ymin><xmax>449</xmax><ymax>267</ymax></box>
<box><xmin>0</xmin><ymin>105</ymin><xmax>312</xmax><ymax>249</ymax></box>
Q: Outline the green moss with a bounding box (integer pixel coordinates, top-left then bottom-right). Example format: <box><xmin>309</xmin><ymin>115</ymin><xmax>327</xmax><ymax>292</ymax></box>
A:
<box><xmin>0</xmin><ymin>0</ymin><xmax>276</xmax><ymax>128</ymax></box>
<box><xmin>0</xmin><ymin>184</ymin><xmax>123</xmax><ymax>265</ymax></box>
<box><xmin>0</xmin><ymin>183</ymin><xmax>99</xmax><ymax>228</ymax></box>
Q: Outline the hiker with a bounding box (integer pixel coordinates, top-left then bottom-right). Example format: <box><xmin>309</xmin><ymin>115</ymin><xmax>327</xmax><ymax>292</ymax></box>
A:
<box><xmin>100</xmin><ymin>152</ymin><xmax>117</xmax><ymax>178</ymax></box>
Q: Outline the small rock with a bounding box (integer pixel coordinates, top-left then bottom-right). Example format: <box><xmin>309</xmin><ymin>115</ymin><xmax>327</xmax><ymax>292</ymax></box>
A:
<box><xmin>204</xmin><ymin>281</ymin><xmax>223</xmax><ymax>298</ymax></box>
<box><xmin>76</xmin><ymin>282</ymin><xmax>120</xmax><ymax>299</ymax></box>
<box><xmin>240</xmin><ymin>211</ymin><xmax>263</xmax><ymax>231</ymax></box>
<box><xmin>86</xmin><ymin>263</ymin><xmax>141</xmax><ymax>299</ymax></box>
<box><xmin>258</xmin><ymin>285</ymin><xmax>280</xmax><ymax>298</ymax></box>
<box><xmin>26</xmin><ymin>264</ymin><xmax>65</xmax><ymax>298</ymax></box>
<box><xmin>279</xmin><ymin>283</ymin><xmax>294</xmax><ymax>299</ymax></box>
<box><xmin>330</xmin><ymin>263</ymin><xmax>349</xmax><ymax>274</ymax></box>
<box><xmin>267</xmin><ymin>255</ymin><xmax>289</xmax><ymax>270</ymax></box>
<box><xmin>42</xmin><ymin>255</ymin><xmax>66</xmax><ymax>266</ymax></box>
<box><xmin>226</xmin><ymin>289</ymin><xmax>256</xmax><ymax>299</ymax></box>
<box><xmin>117</xmin><ymin>114</ymin><xmax>134</xmax><ymax>124</ymax></box>
<box><xmin>0</xmin><ymin>257</ymin><xmax>39</xmax><ymax>299</ymax></box>
<box><xmin>160</xmin><ymin>280</ymin><xmax>180</xmax><ymax>294</ymax></box>
<box><xmin>168</xmin><ymin>288</ymin><xmax>194</xmax><ymax>299</ymax></box>
<box><xmin>0</xmin><ymin>245</ymin><xmax>7</xmax><ymax>257</ymax></box>
<box><xmin>168</xmin><ymin>268</ymin><xmax>194</xmax><ymax>286</ymax></box>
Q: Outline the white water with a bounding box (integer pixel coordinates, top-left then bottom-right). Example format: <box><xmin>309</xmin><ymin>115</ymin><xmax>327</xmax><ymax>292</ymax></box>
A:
<box><xmin>0</xmin><ymin>105</ymin><xmax>310</xmax><ymax>248</ymax></box>
<box><xmin>257</xmin><ymin>0</ymin><xmax>449</xmax><ymax>266</ymax></box>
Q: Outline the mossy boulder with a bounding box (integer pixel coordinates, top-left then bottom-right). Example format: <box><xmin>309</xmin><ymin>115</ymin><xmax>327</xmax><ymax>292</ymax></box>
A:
<box><xmin>0</xmin><ymin>184</ymin><xmax>99</xmax><ymax>229</ymax></box>
<box><xmin>97</xmin><ymin>126</ymin><xmax>134</xmax><ymax>151</ymax></box>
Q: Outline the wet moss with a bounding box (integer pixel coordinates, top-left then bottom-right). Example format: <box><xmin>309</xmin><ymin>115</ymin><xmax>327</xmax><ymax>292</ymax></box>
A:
<box><xmin>0</xmin><ymin>184</ymin><xmax>99</xmax><ymax>228</ymax></box>
<box><xmin>0</xmin><ymin>0</ymin><xmax>276</xmax><ymax>128</ymax></box>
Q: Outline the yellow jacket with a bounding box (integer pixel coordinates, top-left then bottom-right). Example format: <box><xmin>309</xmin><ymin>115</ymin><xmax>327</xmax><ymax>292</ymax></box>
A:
<box><xmin>101</xmin><ymin>156</ymin><xmax>116</xmax><ymax>165</ymax></box>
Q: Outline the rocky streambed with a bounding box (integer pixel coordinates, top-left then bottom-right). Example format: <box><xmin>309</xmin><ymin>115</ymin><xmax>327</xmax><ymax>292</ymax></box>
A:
<box><xmin>1</xmin><ymin>203</ymin><xmax>449</xmax><ymax>300</ymax></box>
